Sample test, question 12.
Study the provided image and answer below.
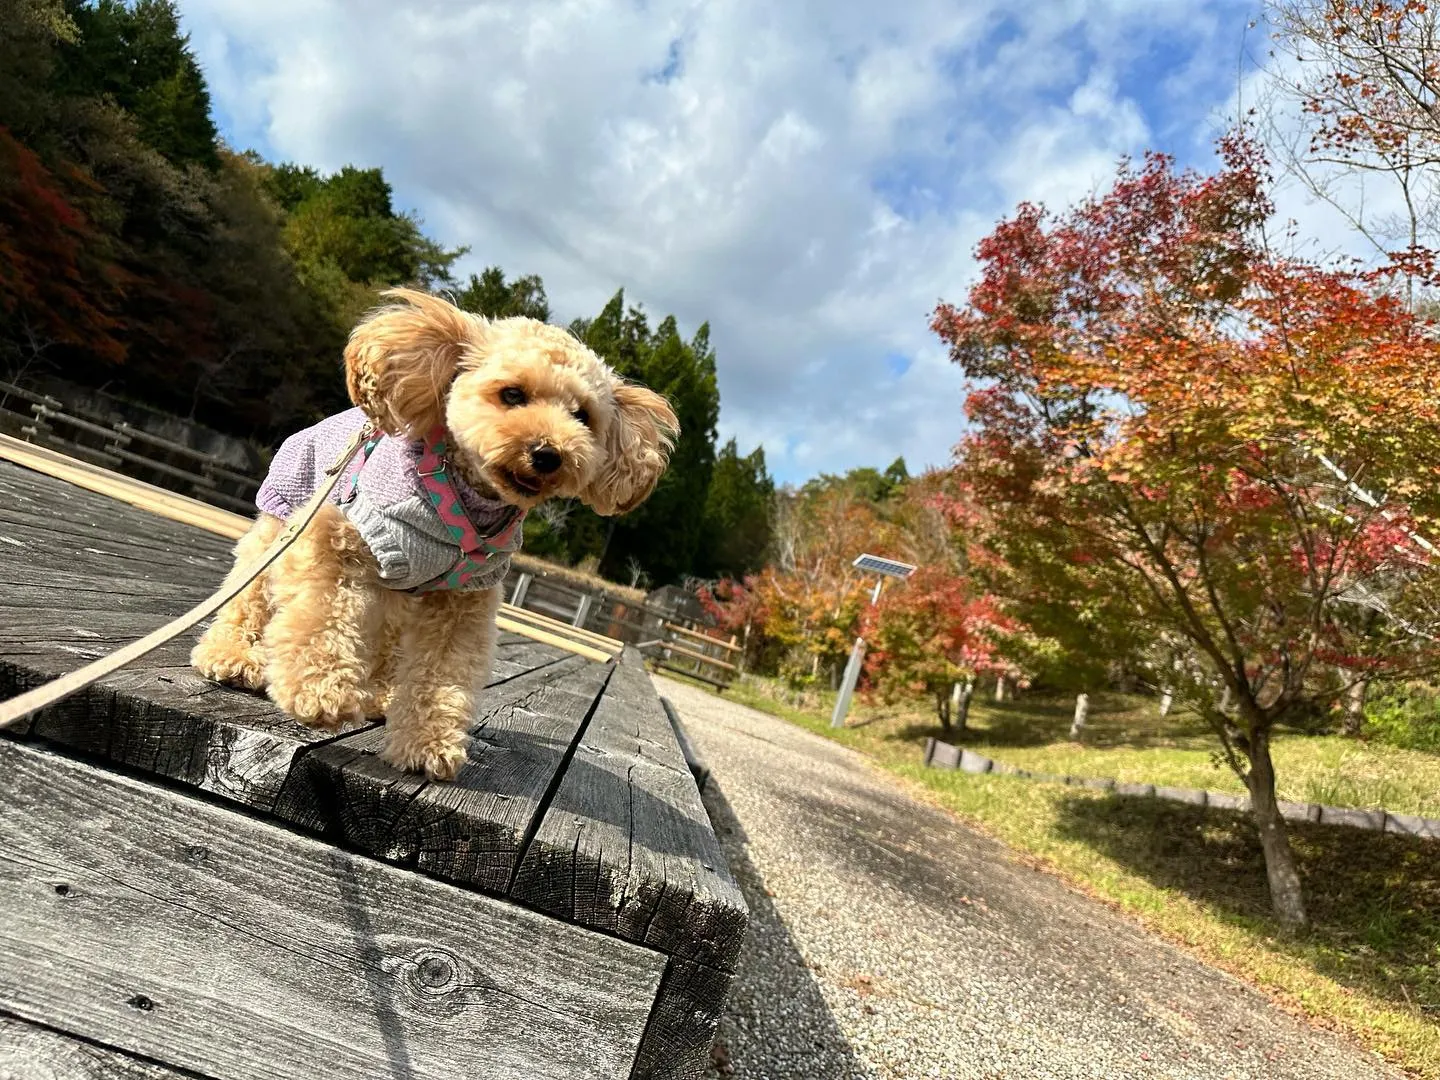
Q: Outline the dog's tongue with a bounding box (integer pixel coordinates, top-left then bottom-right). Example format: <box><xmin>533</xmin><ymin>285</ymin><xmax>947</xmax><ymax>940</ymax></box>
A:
<box><xmin>509</xmin><ymin>470</ymin><xmax>542</xmax><ymax>495</ymax></box>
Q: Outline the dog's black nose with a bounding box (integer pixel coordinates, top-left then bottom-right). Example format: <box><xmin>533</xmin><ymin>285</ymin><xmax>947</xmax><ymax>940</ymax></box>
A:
<box><xmin>530</xmin><ymin>445</ymin><xmax>562</xmax><ymax>475</ymax></box>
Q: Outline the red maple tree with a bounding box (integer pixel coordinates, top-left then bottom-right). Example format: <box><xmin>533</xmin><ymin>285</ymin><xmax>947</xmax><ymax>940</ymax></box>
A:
<box><xmin>932</xmin><ymin>130</ymin><xmax>1440</xmax><ymax>926</ymax></box>
<box><xmin>858</xmin><ymin>565</ymin><xmax>1016</xmax><ymax>732</ymax></box>
<box><xmin>0</xmin><ymin>126</ymin><xmax>126</xmax><ymax>364</ymax></box>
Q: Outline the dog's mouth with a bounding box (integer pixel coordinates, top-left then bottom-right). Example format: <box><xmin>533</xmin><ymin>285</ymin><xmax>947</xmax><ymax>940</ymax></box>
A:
<box><xmin>500</xmin><ymin>468</ymin><xmax>544</xmax><ymax>497</ymax></box>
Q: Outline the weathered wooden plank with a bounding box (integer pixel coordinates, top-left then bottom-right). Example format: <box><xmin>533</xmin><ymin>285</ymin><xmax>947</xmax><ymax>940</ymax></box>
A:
<box><xmin>272</xmin><ymin>656</ymin><xmax>612</xmax><ymax>893</ymax></box>
<box><xmin>0</xmin><ymin>516</ymin><xmax>229</xmax><ymax>572</ymax></box>
<box><xmin>0</xmin><ymin>492</ymin><xmax>231</xmax><ymax>554</ymax></box>
<box><xmin>0</xmin><ymin>463</ymin><xmax>235</xmax><ymax>567</ymax></box>
<box><xmin>629</xmin><ymin>957</ymin><xmax>734</xmax><ymax>1080</ymax></box>
<box><xmin>511</xmin><ymin>651</ymin><xmax>747</xmax><ymax>972</ymax></box>
<box><xmin>0</xmin><ymin>621</ymin><xmax>333</xmax><ymax>812</ymax></box>
<box><xmin>3</xmin><ymin>637</ymin><xmax>568</xmax><ymax>816</ymax></box>
<box><xmin>0</xmin><ymin>740</ymin><xmax>664</xmax><ymax>1080</ymax></box>
<box><xmin>0</xmin><ymin>438</ymin><xmax>251</xmax><ymax>540</ymax></box>
<box><xmin>0</xmin><ymin>1014</ymin><xmax>201</xmax><ymax>1079</ymax></box>
<box><xmin>490</xmin><ymin>632</ymin><xmax>579</xmax><ymax>673</ymax></box>
<box><xmin>0</xmin><ymin>540</ymin><xmax>224</xmax><ymax>584</ymax></box>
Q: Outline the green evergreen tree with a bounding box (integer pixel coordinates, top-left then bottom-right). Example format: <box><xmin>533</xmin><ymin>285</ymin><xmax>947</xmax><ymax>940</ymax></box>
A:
<box><xmin>700</xmin><ymin>438</ymin><xmax>775</xmax><ymax>579</ymax></box>
<box><xmin>563</xmin><ymin>292</ymin><xmax>720</xmax><ymax>584</ymax></box>
<box><xmin>453</xmin><ymin>266</ymin><xmax>550</xmax><ymax>321</ymax></box>
<box><xmin>56</xmin><ymin>0</ymin><xmax>219</xmax><ymax>169</ymax></box>
<box><xmin>279</xmin><ymin>165</ymin><xmax>465</xmax><ymax>288</ymax></box>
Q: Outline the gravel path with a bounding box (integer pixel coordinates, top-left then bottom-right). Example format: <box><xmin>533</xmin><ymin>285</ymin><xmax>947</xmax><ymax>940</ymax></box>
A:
<box><xmin>655</xmin><ymin>676</ymin><xmax>1404</xmax><ymax>1080</ymax></box>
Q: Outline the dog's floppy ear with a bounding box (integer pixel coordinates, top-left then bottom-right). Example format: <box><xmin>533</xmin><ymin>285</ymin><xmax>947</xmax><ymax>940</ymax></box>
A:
<box><xmin>345</xmin><ymin>287</ymin><xmax>479</xmax><ymax>436</ymax></box>
<box><xmin>581</xmin><ymin>379</ymin><xmax>680</xmax><ymax>516</ymax></box>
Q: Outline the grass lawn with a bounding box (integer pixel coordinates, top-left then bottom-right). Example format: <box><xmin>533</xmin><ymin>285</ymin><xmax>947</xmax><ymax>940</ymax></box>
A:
<box><xmin>684</xmin><ymin>673</ymin><xmax>1440</xmax><ymax>1078</ymax></box>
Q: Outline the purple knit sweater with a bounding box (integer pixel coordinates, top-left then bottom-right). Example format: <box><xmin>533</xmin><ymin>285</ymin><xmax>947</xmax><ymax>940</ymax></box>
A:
<box><xmin>256</xmin><ymin>407</ymin><xmax>523</xmax><ymax>592</ymax></box>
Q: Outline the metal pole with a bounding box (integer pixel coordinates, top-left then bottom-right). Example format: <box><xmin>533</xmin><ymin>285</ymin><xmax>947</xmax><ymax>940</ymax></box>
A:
<box><xmin>830</xmin><ymin>636</ymin><xmax>866</xmax><ymax>728</ymax></box>
<box><xmin>572</xmin><ymin>593</ymin><xmax>594</xmax><ymax>629</ymax></box>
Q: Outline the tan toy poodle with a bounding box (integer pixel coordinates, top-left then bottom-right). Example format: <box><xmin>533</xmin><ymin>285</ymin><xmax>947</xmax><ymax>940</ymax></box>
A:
<box><xmin>191</xmin><ymin>288</ymin><xmax>679</xmax><ymax>780</ymax></box>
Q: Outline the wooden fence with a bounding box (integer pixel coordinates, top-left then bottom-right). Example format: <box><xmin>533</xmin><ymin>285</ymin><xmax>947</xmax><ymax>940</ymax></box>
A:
<box><xmin>501</xmin><ymin>570</ymin><xmax>741</xmax><ymax>686</ymax></box>
<box><xmin>0</xmin><ymin>380</ymin><xmax>259</xmax><ymax>513</ymax></box>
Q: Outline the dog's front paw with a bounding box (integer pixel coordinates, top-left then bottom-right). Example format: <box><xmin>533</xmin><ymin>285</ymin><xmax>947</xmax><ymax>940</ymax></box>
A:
<box><xmin>191</xmin><ymin>632</ymin><xmax>267</xmax><ymax>690</ymax></box>
<box><xmin>380</xmin><ymin>726</ymin><xmax>471</xmax><ymax>781</ymax></box>
<box><xmin>268</xmin><ymin>674</ymin><xmax>367</xmax><ymax>731</ymax></box>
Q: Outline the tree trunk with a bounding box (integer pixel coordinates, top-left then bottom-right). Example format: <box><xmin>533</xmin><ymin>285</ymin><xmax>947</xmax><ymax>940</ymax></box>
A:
<box><xmin>1244</xmin><ymin>728</ymin><xmax>1308</xmax><ymax>928</ymax></box>
<box><xmin>1158</xmin><ymin>688</ymin><xmax>1173</xmax><ymax>716</ymax></box>
<box><xmin>994</xmin><ymin>675</ymin><xmax>1007</xmax><ymax>703</ymax></box>
<box><xmin>1217</xmin><ymin>684</ymin><xmax>1231</xmax><ymax>714</ymax></box>
<box><xmin>1341</xmin><ymin>679</ymin><xmax>1367</xmax><ymax>737</ymax></box>
<box><xmin>952</xmin><ymin>681</ymin><xmax>973</xmax><ymax>734</ymax></box>
<box><xmin>937</xmin><ymin>691</ymin><xmax>952</xmax><ymax>735</ymax></box>
<box><xmin>1070</xmin><ymin>692</ymin><xmax>1089</xmax><ymax>740</ymax></box>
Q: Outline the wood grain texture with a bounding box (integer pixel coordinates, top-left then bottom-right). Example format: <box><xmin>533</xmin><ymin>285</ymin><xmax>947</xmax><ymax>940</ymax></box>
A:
<box><xmin>0</xmin><ymin>1014</ymin><xmax>202</xmax><ymax>1079</ymax></box>
<box><xmin>272</xmin><ymin>656</ymin><xmax>613</xmax><ymax>894</ymax></box>
<box><xmin>511</xmin><ymin>651</ymin><xmax>747</xmax><ymax>972</ymax></box>
<box><xmin>0</xmin><ymin>740</ymin><xmax>663</xmax><ymax>1080</ymax></box>
<box><xmin>629</xmin><ymin>958</ymin><xmax>734</xmax><ymax>1080</ymax></box>
<box><xmin>0</xmin><ymin>433</ymin><xmax>252</xmax><ymax>539</ymax></box>
<box><xmin>2</xmin><ymin>460</ymin><xmax>746</xmax><ymax>1076</ymax></box>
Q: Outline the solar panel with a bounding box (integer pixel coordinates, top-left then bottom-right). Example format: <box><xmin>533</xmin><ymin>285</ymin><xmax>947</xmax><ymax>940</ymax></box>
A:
<box><xmin>852</xmin><ymin>553</ymin><xmax>917</xmax><ymax>579</ymax></box>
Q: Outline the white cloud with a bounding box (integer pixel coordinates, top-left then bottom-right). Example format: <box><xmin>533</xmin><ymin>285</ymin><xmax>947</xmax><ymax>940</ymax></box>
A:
<box><xmin>181</xmin><ymin>0</ymin><xmax>1257</xmax><ymax>483</ymax></box>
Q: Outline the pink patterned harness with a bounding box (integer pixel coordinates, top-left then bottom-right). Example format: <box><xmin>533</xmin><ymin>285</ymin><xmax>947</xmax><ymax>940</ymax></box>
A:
<box><xmin>343</xmin><ymin>424</ymin><xmax>526</xmax><ymax>593</ymax></box>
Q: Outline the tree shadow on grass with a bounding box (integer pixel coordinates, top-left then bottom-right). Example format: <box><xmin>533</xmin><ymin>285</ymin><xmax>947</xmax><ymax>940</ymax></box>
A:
<box><xmin>888</xmin><ymin>691</ymin><xmax>1221</xmax><ymax>752</ymax></box>
<box><xmin>1049</xmin><ymin>792</ymin><xmax>1440</xmax><ymax>1017</ymax></box>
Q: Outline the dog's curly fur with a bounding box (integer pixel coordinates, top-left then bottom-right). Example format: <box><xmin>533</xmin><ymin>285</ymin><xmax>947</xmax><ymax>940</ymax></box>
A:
<box><xmin>191</xmin><ymin>288</ymin><xmax>679</xmax><ymax>780</ymax></box>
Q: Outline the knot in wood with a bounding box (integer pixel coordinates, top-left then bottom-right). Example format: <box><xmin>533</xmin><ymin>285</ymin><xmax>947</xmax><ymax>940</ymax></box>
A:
<box><xmin>417</xmin><ymin>954</ymin><xmax>454</xmax><ymax>989</ymax></box>
<box><xmin>403</xmin><ymin>948</ymin><xmax>466</xmax><ymax>1005</ymax></box>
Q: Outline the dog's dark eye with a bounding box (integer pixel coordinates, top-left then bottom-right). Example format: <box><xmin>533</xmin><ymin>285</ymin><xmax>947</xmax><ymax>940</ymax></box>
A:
<box><xmin>573</xmin><ymin>407</ymin><xmax>590</xmax><ymax>428</ymax></box>
<box><xmin>500</xmin><ymin>387</ymin><xmax>527</xmax><ymax>407</ymax></box>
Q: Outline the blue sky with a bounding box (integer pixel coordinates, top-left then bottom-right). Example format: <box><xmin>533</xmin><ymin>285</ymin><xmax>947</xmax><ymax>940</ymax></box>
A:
<box><xmin>181</xmin><ymin>0</ymin><xmax>1282</xmax><ymax>485</ymax></box>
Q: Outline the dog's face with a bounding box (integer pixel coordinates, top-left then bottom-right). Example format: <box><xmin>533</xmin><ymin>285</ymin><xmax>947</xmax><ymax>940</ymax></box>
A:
<box><xmin>344</xmin><ymin>288</ymin><xmax>678</xmax><ymax>515</ymax></box>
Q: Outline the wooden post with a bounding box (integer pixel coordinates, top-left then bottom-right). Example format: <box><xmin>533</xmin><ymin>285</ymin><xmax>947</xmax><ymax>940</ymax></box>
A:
<box><xmin>571</xmin><ymin>593</ymin><xmax>593</xmax><ymax>629</ymax></box>
<box><xmin>1342</xmin><ymin>679</ymin><xmax>1368</xmax><ymax>736</ymax></box>
<box><xmin>950</xmin><ymin>681</ymin><xmax>975</xmax><ymax>732</ymax></box>
<box><xmin>1159</xmin><ymin>654</ymin><xmax>1180</xmax><ymax>716</ymax></box>
<box><xmin>1070</xmin><ymin>692</ymin><xmax>1089</xmax><ymax>740</ymax></box>
<box><xmin>830</xmin><ymin>637</ymin><xmax>866</xmax><ymax>728</ymax></box>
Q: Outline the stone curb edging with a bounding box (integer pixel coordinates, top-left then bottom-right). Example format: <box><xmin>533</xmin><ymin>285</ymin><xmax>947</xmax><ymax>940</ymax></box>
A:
<box><xmin>922</xmin><ymin>737</ymin><xmax>1440</xmax><ymax>840</ymax></box>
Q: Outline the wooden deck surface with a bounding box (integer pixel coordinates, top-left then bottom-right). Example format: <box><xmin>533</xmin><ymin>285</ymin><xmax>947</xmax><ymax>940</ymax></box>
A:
<box><xmin>0</xmin><ymin>459</ymin><xmax>746</xmax><ymax>1079</ymax></box>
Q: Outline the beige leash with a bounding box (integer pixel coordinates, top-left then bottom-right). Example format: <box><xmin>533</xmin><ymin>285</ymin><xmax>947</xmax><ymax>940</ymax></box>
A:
<box><xmin>0</xmin><ymin>425</ymin><xmax>374</xmax><ymax>732</ymax></box>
